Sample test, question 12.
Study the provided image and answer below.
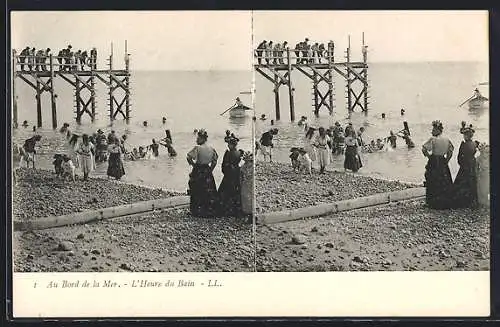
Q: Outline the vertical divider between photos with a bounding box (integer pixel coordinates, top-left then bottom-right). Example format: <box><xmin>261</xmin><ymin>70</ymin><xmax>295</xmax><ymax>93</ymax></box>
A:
<box><xmin>251</xmin><ymin>10</ymin><xmax>257</xmax><ymax>271</ymax></box>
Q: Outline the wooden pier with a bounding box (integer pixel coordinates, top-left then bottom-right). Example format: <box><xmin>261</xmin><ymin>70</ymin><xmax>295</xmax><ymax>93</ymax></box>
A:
<box><xmin>254</xmin><ymin>34</ymin><xmax>369</xmax><ymax>121</ymax></box>
<box><xmin>11</xmin><ymin>41</ymin><xmax>131</xmax><ymax>129</ymax></box>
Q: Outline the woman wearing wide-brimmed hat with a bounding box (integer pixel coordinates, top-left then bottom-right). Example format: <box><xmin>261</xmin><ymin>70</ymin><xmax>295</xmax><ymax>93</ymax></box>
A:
<box><xmin>421</xmin><ymin>120</ymin><xmax>454</xmax><ymax>209</ymax></box>
<box><xmin>187</xmin><ymin>129</ymin><xmax>219</xmax><ymax>217</ymax></box>
<box><xmin>218</xmin><ymin>134</ymin><xmax>243</xmax><ymax>217</ymax></box>
<box><xmin>451</xmin><ymin>125</ymin><xmax>478</xmax><ymax>208</ymax></box>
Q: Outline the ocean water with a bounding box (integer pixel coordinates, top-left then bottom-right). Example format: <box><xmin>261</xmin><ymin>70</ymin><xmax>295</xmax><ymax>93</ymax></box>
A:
<box><xmin>12</xmin><ymin>70</ymin><xmax>254</xmax><ymax>191</ymax></box>
<box><xmin>255</xmin><ymin>62</ymin><xmax>489</xmax><ymax>184</ymax></box>
<box><xmin>12</xmin><ymin>62</ymin><xmax>490</xmax><ymax>190</ymax></box>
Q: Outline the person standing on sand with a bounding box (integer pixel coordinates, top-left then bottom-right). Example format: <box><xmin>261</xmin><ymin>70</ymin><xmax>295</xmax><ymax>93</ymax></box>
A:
<box><xmin>259</xmin><ymin>128</ymin><xmax>278</xmax><ymax>162</ymax></box>
<box><xmin>344</xmin><ymin>129</ymin><xmax>363</xmax><ymax>173</ymax></box>
<box><xmin>314</xmin><ymin>127</ymin><xmax>331</xmax><ymax>174</ymax></box>
<box><xmin>77</xmin><ymin>134</ymin><xmax>95</xmax><ymax>181</ymax></box>
<box><xmin>451</xmin><ymin>126</ymin><xmax>478</xmax><ymax>208</ymax></box>
<box><xmin>304</xmin><ymin>127</ymin><xmax>317</xmax><ymax>163</ymax></box>
<box><xmin>421</xmin><ymin>120</ymin><xmax>454</xmax><ymax>209</ymax></box>
<box><xmin>187</xmin><ymin>129</ymin><xmax>219</xmax><ymax>218</ymax></box>
<box><xmin>107</xmin><ymin>138</ymin><xmax>126</xmax><ymax>180</ymax></box>
<box><xmin>218</xmin><ymin>134</ymin><xmax>243</xmax><ymax>217</ymax></box>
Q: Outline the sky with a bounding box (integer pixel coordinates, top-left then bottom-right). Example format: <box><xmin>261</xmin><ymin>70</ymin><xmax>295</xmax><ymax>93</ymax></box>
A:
<box><xmin>11</xmin><ymin>11</ymin><xmax>488</xmax><ymax>70</ymax></box>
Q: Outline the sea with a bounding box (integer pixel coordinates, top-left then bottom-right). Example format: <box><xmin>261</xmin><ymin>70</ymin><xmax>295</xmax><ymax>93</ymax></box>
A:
<box><xmin>255</xmin><ymin>61</ymin><xmax>489</xmax><ymax>184</ymax></box>
<box><xmin>12</xmin><ymin>70</ymin><xmax>254</xmax><ymax>192</ymax></box>
<box><xmin>12</xmin><ymin>62</ymin><xmax>489</xmax><ymax>191</ymax></box>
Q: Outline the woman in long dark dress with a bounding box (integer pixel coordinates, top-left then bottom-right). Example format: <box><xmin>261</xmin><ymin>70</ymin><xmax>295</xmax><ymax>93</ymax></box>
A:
<box><xmin>451</xmin><ymin>126</ymin><xmax>478</xmax><ymax>208</ymax></box>
<box><xmin>218</xmin><ymin>135</ymin><xmax>243</xmax><ymax>216</ymax></box>
<box><xmin>344</xmin><ymin>130</ymin><xmax>362</xmax><ymax>172</ymax></box>
<box><xmin>187</xmin><ymin>129</ymin><xmax>219</xmax><ymax>217</ymax></box>
<box><xmin>421</xmin><ymin>120</ymin><xmax>454</xmax><ymax>209</ymax></box>
<box><xmin>107</xmin><ymin>138</ymin><xmax>125</xmax><ymax>180</ymax></box>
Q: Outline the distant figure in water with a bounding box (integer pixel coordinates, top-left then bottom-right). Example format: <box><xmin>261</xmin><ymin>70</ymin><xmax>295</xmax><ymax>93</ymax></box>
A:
<box><xmin>22</xmin><ymin>120</ymin><xmax>29</xmax><ymax>128</ymax></box>
<box><xmin>193</xmin><ymin>129</ymin><xmax>198</xmax><ymax>134</ymax></box>
<box><xmin>270</xmin><ymin>119</ymin><xmax>275</xmax><ymax>126</ymax></box>
<box><xmin>388</xmin><ymin>131</ymin><xmax>397</xmax><ymax>148</ymax></box>
<box><xmin>235</xmin><ymin>97</ymin><xmax>243</xmax><ymax>106</ymax></box>
<box><xmin>260</xmin><ymin>114</ymin><xmax>267</xmax><ymax>120</ymax></box>
<box><xmin>150</xmin><ymin>139</ymin><xmax>159</xmax><ymax>157</ymax></box>
<box><xmin>252</xmin><ymin>116</ymin><xmax>257</xmax><ymax>121</ymax></box>
<box><xmin>143</xmin><ymin>121</ymin><xmax>148</xmax><ymax>127</ymax></box>
<box><xmin>401</xmin><ymin>108</ymin><xmax>405</xmax><ymax>116</ymax></box>
<box><xmin>162</xmin><ymin>117</ymin><xmax>167</xmax><ymax>124</ymax></box>
<box><xmin>161</xmin><ymin>129</ymin><xmax>177</xmax><ymax>157</ymax></box>
<box><xmin>422</xmin><ymin>120</ymin><xmax>454</xmax><ymax>209</ymax></box>
<box><xmin>138</xmin><ymin>146</ymin><xmax>147</xmax><ymax>158</ymax></box>
<box><xmin>60</xmin><ymin>122</ymin><xmax>70</xmax><ymax>135</ymax></box>
<box><xmin>298</xmin><ymin>116</ymin><xmax>307</xmax><ymax>126</ymax></box>
<box><xmin>381</xmin><ymin>113</ymin><xmax>386</xmax><ymax>119</ymax></box>
<box><xmin>401</xmin><ymin>130</ymin><xmax>415</xmax><ymax>149</ymax></box>
<box><xmin>32</xmin><ymin>126</ymin><xmax>36</xmax><ymax>132</ymax></box>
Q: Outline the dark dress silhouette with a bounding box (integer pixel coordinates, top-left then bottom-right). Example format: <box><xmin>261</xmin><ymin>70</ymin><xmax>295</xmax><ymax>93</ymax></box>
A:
<box><xmin>452</xmin><ymin>140</ymin><xmax>478</xmax><ymax>208</ymax></box>
<box><xmin>218</xmin><ymin>149</ymin><xmax>242</xmax><ymax>216</ymax></box>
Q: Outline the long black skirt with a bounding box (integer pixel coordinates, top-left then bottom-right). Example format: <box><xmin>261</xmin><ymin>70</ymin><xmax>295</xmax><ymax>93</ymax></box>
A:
<box><xmin>218</xmin><ymin>168</ymin><xmax>242</xmax><ymax>217</ymax></box>
<box><xmin>188</xmin><ymin>164</ymin><xmax>219</xmax><ymax>217</ymax></box>
<box><xmin>424</xmin><ymin>155</ymin><xmax>453</xmax><ymax>209</ymax></box>
<box><xmin>344</xmin><ymin>145</ymin><xmax>362</xmax><ymax>172</ymax></box>
<box><xmin>107</xmin><ymin>153</ymin><xmax>125</xmax><ymax>180</ymax></box>
<box><xmin>452</xmin><ymin>164</ymin><xmax>478</xmax><ymax>208</ymax></box>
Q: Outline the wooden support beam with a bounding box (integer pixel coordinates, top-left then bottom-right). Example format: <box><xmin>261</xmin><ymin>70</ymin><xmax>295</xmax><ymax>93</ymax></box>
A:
<box><xmin>75</xmin><ymin>78</ymin><xmax>82</xmax><ymax>123</ymax></box>
<box><xmin>57</xmin><ymin>73</ymin><xmax>77</xmax><ymax>87</ymax></box>
<box><xmin>110</xmin><ymin>73</ymin><xmax>128</xmax><ymax>91</ymax></box>
<box><xmin>255</xmin><ymin>67</ymin><xmax>275</xmax><ymax>85</ymax></box>
<box><xmin>309</xmin><ymin>66</ymin><xmax>330</xmax><ymax>84</ymax></box>
<box><xmin>294</xmin><ymin>65</ymin><xmax>314</xmax><ymax>79</ymax></box>
<box><xmin>274</xmin><ymin>73</ymin><xmax>280</xmax><ymax>121</ymax></box>
<box><xmin>36</xmin><ymin>80</ymin><xmax>42</xmax><ymax>128</ymax></box>
<box><xmin>72</xmin><ymin>73</ymin><xmax>92</xmax><ymax>89</ymax></box>
<box><xmin>287</xmin><ymin>49</ymin><xmax>295</xmax><ymax>122</ymax></box>
<box><xmin>94</xmin><ymin>73</ymin><xmax>111</xmax><ymax>87</ymax></box>
<box><xmin>332</xmin><ymin>66</ymin><xmax>348</xmax><ymax>79</ymax></box>
<box><xmin>90</xmin><ymin>74</ymin><xmax>96</xmax><ymax>122</ymax></box>
<box><xmin>313</xmin><ymin>72</ymin><xmax>319</xmax><ymax>116</ymax></box>
<box><xmin>344</xmin><ymin>64</ymin><xmax>366</xmax><ymax>84</ymax></box>
<box><xmin>17</xmin><ymin>74</ymin><xmax>37</xmax><ymax>90</ymax></box>
<box><xmin>49</xmin><ymin>55</ymin><xmax>57</xmax><ymax>129</ymax></box>
<box><xmin>12</xmin><ymin>51</ymin><xmax>18</xmax><ymax>128</ymax></box>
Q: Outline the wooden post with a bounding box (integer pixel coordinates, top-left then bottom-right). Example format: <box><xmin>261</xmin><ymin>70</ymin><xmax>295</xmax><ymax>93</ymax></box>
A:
<box><xmin>49</xmin><ymin>55</ymin><xmax>57</xmax><ymax>129</ymax></box>
<box><xmin>75</xmin><ymin>78</ymin><xmax>81</xmax><ymax>124</ymax></box>
<box><xmin>287</xmin><ymin>49</ymin><xmax>295</xmax><ymax>122</ymax></box>
<box><xmin>36</xmin><ymin>80</ymin><xmax>42</xmax><ymax>128</ymax></box>
<box><xmin>362</xmin><ymin>33</ymin><xmax>368</xmax><ymax>114</ymax></box>
<box><xmin>90</xmin><ymin>74</ymin><xmax>96</xmax><ymax>122</ymax></box>
<box><xmin>328</xmin><ymin>42</ymin><xmax>334</xmax><ymax>114</ymax></box>
<box><xmin>109</xmin><ymin>43</ymin><xmax>114</xmax><ymax>121</ymax></box>
<box><xmin>274</xmin><ymin>73</ymin><xmax>280</xmax><ymax>121</ymax></box>
<box><xmin>346</xmin><ymin>35</ymin><xmax>352</xmax><ymax>113</ymax></box>
<box><xmin>313</xmin><ymin>72</ymin><xmax>319</xmax><ymax>117</ymax></box>
<box><xmin>125</xmin><ymin>40</ymin><xmax>130</xmax><ymax>123</ymax></box>
<box><xmin>12</xmin><ymin>50</ymin><xmax>18</xmax><ymax>128</ymax></box>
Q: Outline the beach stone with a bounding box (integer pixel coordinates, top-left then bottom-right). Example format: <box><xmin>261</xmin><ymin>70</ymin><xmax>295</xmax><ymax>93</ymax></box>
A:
<box><xmin>90</xmin><ymin>249</ymin><xmax>101</xmax><ymax>255</ymax></box>
<box><xmin>26</xmin><ymin>254</ymin><xmax>34</xmax><ymax>260</ymax></box>
<box><xmin>120</xmin><ymin>263</ymin><xmax>132</xmax><ymax>271</ymax></box>
<box><xmin>325</xmin><ymin>242</ymin><xmax>334</xmax><ymax>248</ymax></box>
<box><xmin>76</xmin><ymin>233</ymin><xmax>85</xmax><ymax>240</ymax></box>
<box><xmin>352</xmin><ymin>256</ymin><xmax>364</xmax><ymax>263</ymax></box>
<box><xmin>311</xmin><ymin>227</ymin><xmax>319</xmax><ymax>233</ymax></box>
<box><xmin>291</xmin><ymin>235</ymin><xmax>307</xmax><ymax>245</ymax></box>
<box><xmin>57</xmin><ymin>241</ymin><xmax>74</xmax><ymax>251</ymax></box>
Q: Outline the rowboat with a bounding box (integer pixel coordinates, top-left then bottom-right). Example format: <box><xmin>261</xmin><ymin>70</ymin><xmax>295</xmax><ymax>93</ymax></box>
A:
<box><xmin>229</xmin><ymin>105</ymin><xmax>252</xmax><ymax>118</ymax></box>
<box><xmin>468</xmin><ymin>96</ymin><xmax>488</xmax><ymax>110</ymax></box>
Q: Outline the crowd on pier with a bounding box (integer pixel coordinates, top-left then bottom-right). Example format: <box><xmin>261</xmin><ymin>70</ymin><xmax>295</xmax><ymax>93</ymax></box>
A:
<box><xmin>255</xmin><ymin>38</ymin><xmax>335</xmax><ymax>65</ymax></box>
<box><xmin>15</xmin><ymin>44</ymin><xmax>98</xmax><ymax>72</ymax></box>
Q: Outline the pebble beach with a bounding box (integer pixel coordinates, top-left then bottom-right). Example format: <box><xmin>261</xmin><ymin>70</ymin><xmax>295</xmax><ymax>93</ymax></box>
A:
<box><xmin>256</xmin><ymin>161</ymin><xmax>418</xmax><ymax>213</ymax></box>
<box><xmin>255</xmin><ymin>161</ymin><xmax>490</xmax><ymax>271</ymax></box>
<box><xmin>13</xmin><ymin>168</ymin><xmax>254</xmax><ymax>272</ymax></box>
